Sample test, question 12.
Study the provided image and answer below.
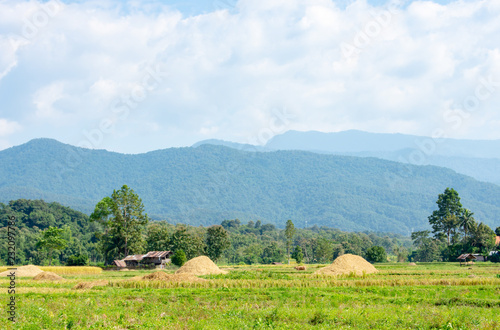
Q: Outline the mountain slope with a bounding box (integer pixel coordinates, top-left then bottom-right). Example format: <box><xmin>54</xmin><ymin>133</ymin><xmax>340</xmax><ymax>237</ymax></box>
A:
<box><xmin>1</xmin><ymin>138</ymin><xmax>499</xmax><ymax>234</ymax></box>
<box><xmin>264</xmin><ymin>130</ymin><xmax>500</xmax><ymax>185</ymax></box>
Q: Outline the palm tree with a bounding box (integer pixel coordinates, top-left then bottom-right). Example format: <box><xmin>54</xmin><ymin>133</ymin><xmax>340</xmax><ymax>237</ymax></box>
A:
<box><xmin>459</xmin><ymin>209</ymin><xmax>475</xmax><ymax>241</ymax></box>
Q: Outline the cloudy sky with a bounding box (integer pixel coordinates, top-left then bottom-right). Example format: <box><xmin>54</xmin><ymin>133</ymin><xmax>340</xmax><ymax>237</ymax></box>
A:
<box><xmin>0</xmin><ymin>0</ymin><xmax>499</xmax><ymax>153</ymax></box>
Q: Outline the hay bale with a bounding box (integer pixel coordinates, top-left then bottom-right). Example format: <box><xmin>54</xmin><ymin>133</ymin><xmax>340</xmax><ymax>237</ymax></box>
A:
<box><xmin>73</xmin><ymin>280</ymin><xmax>108</xmax><ymax>290</ymax></box>
<box><xmin>33</xmin><ymin>271</ymin><xmax>64</xmax><ymax>281</ymax></box>
<box><xmin>295</xmin><ymin>266</ymin><xmax>307</xmax><ymax>271</ymax></box>
<box><xmin>408</xmin><ymin>262</ymin><xmax>417</xmax><ymax>266</ymax></box>
<box><xmin>175</xmin><ymin>256</ymin><xmax>227</xmax><ymax>276</ymax></box>
<box><xmin>314</xmin><ymin>254</ymin><xmax>378</xmax><ymax>276</ymax></box>
<box><xmin>0</xmin><ymin>265</ymin><xmax>44</xmax><ymax>278</ymax></box>
<box><xmin>137</xmin><ymin>271</ymin><xmax>207</xmax><ymax>283</ymax></box>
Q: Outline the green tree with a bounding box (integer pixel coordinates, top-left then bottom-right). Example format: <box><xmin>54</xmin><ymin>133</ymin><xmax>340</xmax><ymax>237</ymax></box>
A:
<box><xmin>428</xmin><ymin>188</ymin><xmax>464</xmax><ymax>245</ymax></box>
<box><xmin>36</xmin><ymin>226</ymin><xmax>68</xmax><ymax>266</ymax></box>
<box><xmin>411</xmin><ymin>230</ymin><xmax>443</xmax><ymax>262</ymax></box>
<box><xmin>469</xmin><ymin>222</ymin><xmax>496</xmax><ymax>253</ymax></box>
<box><xmin>90</xmin><ymin>185</ymin><xmax>149</xmax><ymax>263</ymax></box>
<box><xmin>171</xmin><ymin>249</ymin><xmax>187</xmax><ymax>266</ymax></box>
<box><xmin>291</xmin><ymin>245</ymin><xmax>303</xmax><ymax>264</ymax></box>
<box><xmin>495</xmin><ymin>227</ymin><xmax>500</xmax><ymax>236</ymax></box>
<box><xmin>66</xmin><ymin>254</ymin><xmax>89</xmax><ymax>266</ymax></box>
<box><xmin>260</xmin><ymin>242</ymin><xmax>283</xmax><ymax>264</ymax></box>
<box><xmin>169</xmin><ymin>226</ymin><xmax>206</xmax><ymax>260</ymax></box>
<box><xmin>459</xmin><ymin>209</ymin><xmax>475</xmax><ymax>241</ymax></box>
<box><xmin>146</xmin><ymin>222</ymin><xmax>169</xmax><ymax>251</ymax></box>
<box><xmin>365</xmin><ymin>246</ymin><xmax>387</xmax><ymax>263</ymax></box>
<box><xmin>285</xmin><ymin>220</ymin><xmax>295</xmax><ymax>265</ymax></box>
<box><xmin>206</xmin><ymin>225</ymin><xmax>230</xmax><ymax>262</ymax></box>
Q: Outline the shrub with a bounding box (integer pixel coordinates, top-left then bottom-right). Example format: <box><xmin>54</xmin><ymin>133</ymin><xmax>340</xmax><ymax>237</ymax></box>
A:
<box><xmin>365</xmin><ymin>246</ymin><xmax>387</xmax><ymax>263</ymax></box>
<box><xmin>172</xmin><ymin>250</ymin><xmax>187</xmax><ymax>266</ymax></box>
<box><xmin>66</xmin><ymin>254</ymin><xmax>89</xmax><ymax>266</ymax></box>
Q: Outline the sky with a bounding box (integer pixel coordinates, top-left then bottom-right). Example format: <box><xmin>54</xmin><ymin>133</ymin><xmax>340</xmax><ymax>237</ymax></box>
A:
<box><xmin>0</xmin><ymin>0</ymin><xmax>499</xmax><ymax>153</ymax></box>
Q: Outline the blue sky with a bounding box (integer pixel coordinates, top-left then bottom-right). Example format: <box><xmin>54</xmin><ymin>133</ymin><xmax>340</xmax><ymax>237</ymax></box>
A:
<box><xmin>1</xmin><ymin>0</ymin><xmax>499</xmax><ymax>153</ymax></box>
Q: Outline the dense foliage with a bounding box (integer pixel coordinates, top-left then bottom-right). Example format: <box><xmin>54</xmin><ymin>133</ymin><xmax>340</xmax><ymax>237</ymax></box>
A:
<box><xmin>0</xmin><ymin>199</ymin><xmax>414</xmax><ymax>266</ymax></box>
<box><xmin>2</xmin><ymin>139</ymin><xmax>500</xmax><ymax>233</ymax></box>
<box><xmin>411</xmin><ymin>188</ymin><xmax>498</xmax><ymax>262</ymax></box>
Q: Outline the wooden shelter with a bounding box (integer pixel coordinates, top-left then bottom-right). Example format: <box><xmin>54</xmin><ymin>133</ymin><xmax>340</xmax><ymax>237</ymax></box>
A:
<box><xmin>457</xmin><ymin>253</ymin><xmax>476</xmax><ymax>266</ymax></box>
<box><xmin>141</xmin><ymin>251</ymin><xmax>173</xmax><ymax>268</ymax></box>
<box><xmin>122</xmin><ymin>254</ymin><xmax>145</xmax><ymax>268</ymax></box>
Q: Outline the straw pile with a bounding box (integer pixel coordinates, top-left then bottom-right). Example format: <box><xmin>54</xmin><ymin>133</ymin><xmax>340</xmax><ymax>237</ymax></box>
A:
<box><xmin>0</xmin><ymin>265</ymin><xmax>43</xmax><ymax>277</ymax></box>
<box><xmin>137</xmin><ymin>271</ymin><xmax>207</xmax><ymax>283</ymax></box>
<box><xmin>33</xmin><ymin>271</ymin><xmax>64</xmax><ymax>281</ymax></box>
<box><xmin>408</xmin><ymin>262</ymin><xmax>417</xmax><ymax>266</ymax></box>
<box><xmin>314</xmin><ymin>254</ymin><xmax>378</xmax><ymax>276</ymax></box>
<box><xmin>73</xmin><ymin>280</ymin><xmax>108</xmax><ymax>290</ymax></box>
<box><xmin>175</xmin><ymin>256</ymin><xmax>227</xmax><ymax>276</ymax></box>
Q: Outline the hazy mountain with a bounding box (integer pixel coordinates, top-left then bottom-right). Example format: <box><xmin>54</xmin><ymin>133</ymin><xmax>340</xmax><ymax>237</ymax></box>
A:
<box><xmin>1</xmin><ymin>138</ymin><xmax>499</xmax><ymax>234</ymax></box>
<box><xmin>264</xmin><ymin>130</ymin><xmax>500</xmax><ymax>185</ymax></box>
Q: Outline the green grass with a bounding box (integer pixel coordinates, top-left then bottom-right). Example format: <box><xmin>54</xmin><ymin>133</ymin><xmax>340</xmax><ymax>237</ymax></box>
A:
<box><xmin>1</xmin><ymin>262</ymin><xmax>499</xmax><ymax>329</ymax></box>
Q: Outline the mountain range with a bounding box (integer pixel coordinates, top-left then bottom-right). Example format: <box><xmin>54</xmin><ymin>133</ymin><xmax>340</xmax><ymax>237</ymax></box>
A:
<box><xmin>195</xmin><ymin>130</ymin><xmax>500</xmax><ymax>186</ymax></box>
<box><xmin>1</xmin><ymin>135</ymin><xmax>499</xmax><ymax>235</ymax></box>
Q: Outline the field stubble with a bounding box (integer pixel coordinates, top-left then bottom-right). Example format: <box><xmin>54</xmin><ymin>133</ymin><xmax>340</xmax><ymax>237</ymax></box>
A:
<box><xmin>0</xmin><ymin>262</ymin><xmax>498</xmax><ymax>329</ymax></box>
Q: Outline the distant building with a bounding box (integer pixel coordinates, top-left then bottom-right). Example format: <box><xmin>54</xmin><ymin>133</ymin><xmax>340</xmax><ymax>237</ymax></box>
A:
<box><xmin>141</xmin><ymin>251</ymin><xmax>173</xmax><ymax>268</ymax></box>
<box><xmin>115</xmin><ymin>251</ymin><xmax>173</xmax><ymax>269</ymax></box>
<box><xmin>122</xmin><ymin>254</ymin><xmax>146</xmax><ymax>267</ymax></box>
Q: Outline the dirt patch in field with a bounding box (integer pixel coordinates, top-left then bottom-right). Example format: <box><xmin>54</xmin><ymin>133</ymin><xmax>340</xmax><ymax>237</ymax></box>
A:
<box><xmin>137</xmin><ymin>271</ymin><xmax>207</xmax><ymax>283</ymax></box>
<box><xmin>73</xmin><ymin>280</ymin><xmax>109</xmax><ymax>290</ymax></box>
<box><xmin>314</xmin><ymin>254</ymin><xmax>378</xmax><ymax>276</ymax></box>
<box><xmin>175</xmin><ymin>256</ymin><xmax>227</xmax><ymax>276</ymax></box>
<box><xmin>33</xmin><ymin>271</ymin><xmax>64</xmax><ymax>281</ymax></box>
<box><xmin>0</xmin><ymin>265</ymin><xmax>43</xmax><ymax>278</ymax></box>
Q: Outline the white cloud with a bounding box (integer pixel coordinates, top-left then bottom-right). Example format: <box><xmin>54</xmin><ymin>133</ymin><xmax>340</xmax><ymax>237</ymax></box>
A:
<box><xmin>0</xmin><ymin>0</ymin><xmax>499</xmax><ymax>152</ymax></box>
<box><xmin>0</xmin><ymin>118</ymin><xmax>22</xmax><ymax>137</ymax></box>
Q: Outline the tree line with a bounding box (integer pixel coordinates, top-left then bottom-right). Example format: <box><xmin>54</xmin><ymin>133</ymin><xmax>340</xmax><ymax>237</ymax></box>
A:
<box><xmin>1</xmin><ymin>186</ymin><xmax>497</xmax><ymax>266</ymax></box>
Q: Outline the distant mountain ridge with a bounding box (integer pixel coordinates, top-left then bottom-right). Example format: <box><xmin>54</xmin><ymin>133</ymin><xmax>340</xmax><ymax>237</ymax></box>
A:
<box><xmin>194</xmin><ymin>130</ymin><xmax>500</xmax><ymax>185</ymax></box>
<box><xmin>1</xmin><ymin>138</ymin><xmax>500</xmax><ymax>234</ymax></box>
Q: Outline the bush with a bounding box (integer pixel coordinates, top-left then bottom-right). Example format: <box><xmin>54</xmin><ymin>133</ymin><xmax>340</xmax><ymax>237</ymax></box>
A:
<box><xmin>171</xmin><ymin>250</ymin><xmax>187</xmax><ymax>267</ymax></box>
<box><xmin>66</xmin><ymin>254</ymin><xmax>89</xmax><ymax>266</ymax></box>
<box><xmin>365</xmin><ymin>246</ymin><xmax>387</xmax><ymax>263</ymax></box>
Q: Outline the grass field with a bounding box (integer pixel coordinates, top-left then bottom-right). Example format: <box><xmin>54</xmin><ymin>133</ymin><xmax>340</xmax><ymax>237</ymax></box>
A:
<box><xmin>1</xmin><ymin>262</ymin><xmax>499</xmax><ymax>329</ymax></box>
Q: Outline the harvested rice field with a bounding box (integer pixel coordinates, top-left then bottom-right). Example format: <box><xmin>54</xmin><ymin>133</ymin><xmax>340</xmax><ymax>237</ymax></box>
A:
<box><xmin>1</xmin><ymin>262</ymin><xmax>499</xmax><ymax>329</ymax></box>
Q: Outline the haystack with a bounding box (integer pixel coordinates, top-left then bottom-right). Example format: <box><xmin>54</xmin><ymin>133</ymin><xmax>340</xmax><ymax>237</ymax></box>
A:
<box><xmin>33</xmin><ymin>271</ymin><xmax>63</xmax><ymax>281</ymax></box>
<box><xmin>175</xmin><ymin>256</ymin><xmax>227</xmax><ymax>276</ymax></box>
<box><xmin>408</xmin><ymin>262</ymin><xmax>417</xmax><ymax>266</ymax></box>
<box><xmin>0</xmin><ymin>265</ymin><xmax>43</xmax><ymax>277</ymax></box>
<box><xmin>73</xmin><ymin>280</ymin><xmax>108</xmax><ymax>290</ymax></box>
<box><xmin>314</xmin><ymin>254</ymin><xmax>378</xmax><ymax>276</ymax></box>
<box><xmin>138</xmin><ymin>271</ymin><xmax>207</xmax><ymax>283</ymax></box>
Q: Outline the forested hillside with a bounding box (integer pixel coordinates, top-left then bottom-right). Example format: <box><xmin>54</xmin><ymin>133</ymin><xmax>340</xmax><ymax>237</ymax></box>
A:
<box><xmin>1</xmin><ymin>138</ymin><xmax>500</xmax><ymax>234</ymax></box>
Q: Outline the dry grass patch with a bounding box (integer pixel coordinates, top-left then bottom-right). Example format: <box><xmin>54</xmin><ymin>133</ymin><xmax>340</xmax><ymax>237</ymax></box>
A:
<box><xmin>73</xmin><ymin>280</ymin><xmax>109</xmax><ymax>290</ymax></box>
<box><xmin>33</xmin><ymin>271</ymin><xmax>64</xmax><ymax>281</ymax></box>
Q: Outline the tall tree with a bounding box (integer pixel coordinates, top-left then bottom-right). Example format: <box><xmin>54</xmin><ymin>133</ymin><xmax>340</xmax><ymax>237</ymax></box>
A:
<box><xmin>36</xmin><ymin>226</ymin><xmax>67</xmax><ymax>265</ymax></box>
<box><xmin>285</xmin><ymin>220</ymin><xmax>295</xmax><ymax>265</ymax></box>
<box><xmin>459</xmin><ymin>209</ymin><xmax>475</xmax><ymax>241</ymax></box>
<box><xmin>90</xmin><ymin>185</ymin><xmax>149</xmax><ymax>263</ymax></box>
<box><xmin>206</xmin><ymin>225</ymin><xmax>230</xmax><ymax>262</ymax></box>
<box><xmin>428</xmin><ymin>188</ymin><xmax>464</xmax><ymax>245</ymax></box>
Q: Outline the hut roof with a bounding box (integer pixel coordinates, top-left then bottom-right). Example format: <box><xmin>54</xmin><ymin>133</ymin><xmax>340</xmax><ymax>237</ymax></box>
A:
<box><xmin>143</xmin><ymin>251</ymin><xmax>172</xmax><ymax>259</ymax></box>
<box><xmin>113</xmin><ymin>260</ymin><xmax>126</xmax><ymax>268</ymax></box>
<box><xmin>123</xmin><ymin>254</ymin><xmax>145</xmax><ymax>261</ymax></box>
<box><xmin>457</xmin><ymin>253</ymin><xmax>476</xmax><ymax>260</ymax></box>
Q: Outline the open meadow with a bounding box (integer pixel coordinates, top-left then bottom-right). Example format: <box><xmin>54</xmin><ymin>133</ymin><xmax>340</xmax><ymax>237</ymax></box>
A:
<box><xmin>1</xmin><ymin>262</ymin><xmax>499</xmax><ymax>329</ymax></box>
